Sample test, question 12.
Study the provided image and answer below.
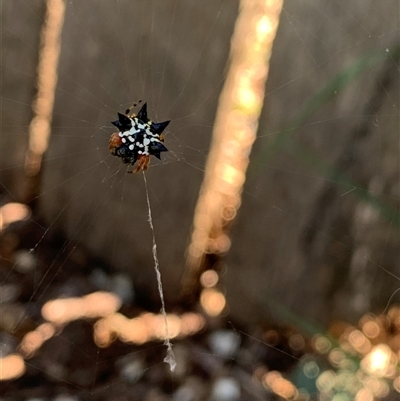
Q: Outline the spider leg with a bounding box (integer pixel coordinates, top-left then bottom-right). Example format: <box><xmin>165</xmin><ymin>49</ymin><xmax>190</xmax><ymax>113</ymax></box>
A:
<box><xmin>133</xmin><ymin>154</ymin><xmax>150</xmax><ymax>172</ymax></box>
<box><xmin>125</xmin><ymin>99</ymin><xmax>143</xmax><ymax>118</ymax></box>
<box><xmin>142</xmin><ymin>156</ymin><xmax>150</xmax><ymax>171</ymax></box>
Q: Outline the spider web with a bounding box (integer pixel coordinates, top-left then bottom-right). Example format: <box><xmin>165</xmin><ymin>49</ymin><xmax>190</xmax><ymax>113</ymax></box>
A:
<box><xmin>1</xmin><ymin>0</ymin><xmax>399</xmax><ymax>400</ymax></box>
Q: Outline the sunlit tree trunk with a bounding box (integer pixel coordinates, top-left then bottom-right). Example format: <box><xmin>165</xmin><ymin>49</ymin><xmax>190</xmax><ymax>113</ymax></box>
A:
<box><xmin>24</xmin><ymin>0</ymin><xmax>65</xmax><ymax>204</ymax></box>
<box><xmin>183</xmin><ymin>0</ymin><xmax>284</xmax><ymax>302</ymax></box>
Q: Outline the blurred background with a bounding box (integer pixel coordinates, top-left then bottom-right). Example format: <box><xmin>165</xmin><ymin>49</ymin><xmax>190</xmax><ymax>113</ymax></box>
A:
<box><xmin>1</xmin><ymin>0</ymin><xmax>399</xmax><ymax>400</ymax></box>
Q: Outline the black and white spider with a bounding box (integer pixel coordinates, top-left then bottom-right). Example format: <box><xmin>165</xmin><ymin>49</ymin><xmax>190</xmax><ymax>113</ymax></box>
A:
<box><xmin>109</xmin><ymin>102</ymin><xmax>170</xmax><ymax>172</ymax></box>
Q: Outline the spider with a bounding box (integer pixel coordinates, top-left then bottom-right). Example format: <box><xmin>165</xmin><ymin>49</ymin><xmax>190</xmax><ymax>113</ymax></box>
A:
<box><xmin>109</xmin><ymin>101</ymin><xmax>170</xmax><ymax>172</ymax></box>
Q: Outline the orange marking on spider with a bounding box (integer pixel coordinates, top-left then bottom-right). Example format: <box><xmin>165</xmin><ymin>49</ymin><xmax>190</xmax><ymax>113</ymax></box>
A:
<box><xmin>109</xmin><ymin>132</ymin><xmax>123</xmax><ymax>154</ymax></box>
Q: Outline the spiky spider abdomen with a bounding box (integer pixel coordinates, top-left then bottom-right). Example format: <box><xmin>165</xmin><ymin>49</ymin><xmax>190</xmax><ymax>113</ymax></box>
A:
<box><xmin>109</xmin><ymin>102</ymin><xmax>170</xmax><ymax>172</ymax></box>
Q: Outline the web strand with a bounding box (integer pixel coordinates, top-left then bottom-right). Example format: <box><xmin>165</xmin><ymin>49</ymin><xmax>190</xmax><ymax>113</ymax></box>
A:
<box><xmin>142</xmin><ymin>171</ymin><xmax>176</xmax><ymax>372</ymax></box>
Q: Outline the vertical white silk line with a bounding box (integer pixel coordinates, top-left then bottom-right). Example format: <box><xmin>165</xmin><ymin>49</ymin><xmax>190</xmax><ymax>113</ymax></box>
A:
<box><xmin>143</xmin><ymin>172</ymin><xmax>176</xmax><ymax>372</ymax></box>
